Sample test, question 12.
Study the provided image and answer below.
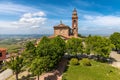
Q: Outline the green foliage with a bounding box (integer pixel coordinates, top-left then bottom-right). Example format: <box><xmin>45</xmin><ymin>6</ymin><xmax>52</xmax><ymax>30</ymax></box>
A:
<box><xmin>22</xmin><ymin>41</ymin><xmax>36</xmax><ymax>68</ymax></box>
<box><xmin>38</xmin><ymin>36</ymin><xmax>50</xmax><ymax>46</ymax></box>
<box><xmin>50</xmin><ymin>36</ymin><xmax>66</xmax><ymax>61</ymax></box>
<box><xmin>66</xmin><ymin>38</ymin><xmax>83</xmax><ymax>55</ymax></box>
<box><xmin>81</xmin><ymin>58</ymin><xmax>91</xmax><ymax>66</ymax></box>
<box><xmin>6</xmin><ymin>56</ymin><xmax>23</xmax><ymax>73</ymax></box>
<box><xmin>30</xmin><ymin>57</ymin><xmax>50</xmax><ymax>76</ymax></box>
<box><xmin>36</xmin><ymin>36</ymin><xmax>65</xmax><ymax>67</ymax></box>
<box><xmin>70</xmin><ymin>58</ymin><xmax>79</xmax><ymax>65</ymax></box>
<box><xmin>85</xmin><ymin>36</ymin><xmax>113</xmax><ymax>57</ymax></box>
<box><xmin>36</xmin><ymin>36</ymin><xmax>51</xmax><ymax>57</ymax></box>
<box><xmin>6</xmin><ymin>56</ymin><xmax>24</xmax><ymax>80</ymax></box>
<box><xmin>25</xmin><ymin>41</ymin><xmax>35</xmax><ymax>51</ymax></box>
<box><xmin>110</xmin><ymin>32</ymin><xmax>120</xmax><ymax>50</ymax></box>
<box><xmin>22</xmin><ymin>36</ymin><xmax>66</xmax><ymax>79</ymax></box>
<box><xmin>23</xmin><ymin>36</ymin><xmax>52</xmax><ymax>79</ymax></box>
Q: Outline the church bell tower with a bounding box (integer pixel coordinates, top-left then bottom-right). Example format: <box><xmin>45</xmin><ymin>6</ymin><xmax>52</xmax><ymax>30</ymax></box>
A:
<box><xmin>72</xmin><ymin>8</ymin><xmax>78</xmax><ymax>37</ymax></box>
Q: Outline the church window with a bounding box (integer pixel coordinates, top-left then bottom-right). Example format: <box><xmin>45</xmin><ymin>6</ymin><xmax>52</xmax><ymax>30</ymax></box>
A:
<box><xmin>0</xmin><ymin>52</ymin><xmax>2</xmax><ymax>57</ymax></box>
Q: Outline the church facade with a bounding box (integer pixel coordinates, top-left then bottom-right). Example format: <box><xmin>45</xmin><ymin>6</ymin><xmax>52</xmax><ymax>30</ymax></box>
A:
<box><xmin>53</xmin><ymin>8</ymin><xmax>78</xmax><ymax>38</ymax></box>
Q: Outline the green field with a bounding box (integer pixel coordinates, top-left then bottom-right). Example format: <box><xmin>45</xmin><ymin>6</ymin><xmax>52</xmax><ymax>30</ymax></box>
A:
<box><xmin>62</xmin><ymin>60</ymin><xmax>120</xmax><ymax>80</ymax></box>
<box><xmin>0</xmin><ymin>38</ymin><xmax>36</xmax><ymax>53</ymax></box>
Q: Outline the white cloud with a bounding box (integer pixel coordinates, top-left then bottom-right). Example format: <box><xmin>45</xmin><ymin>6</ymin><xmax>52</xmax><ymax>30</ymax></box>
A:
<box><xmin>22</xmin><ymin>13</ymin><xmax>32</xmax><ymax>18</ymax></box>
<box><xmin>0</xmin><ymin>11</ymin><xmax>48</xmax><ymax>34</ymax></box>
<box><xmin>0</xmin><ymin>21</ymin><xmax>17</xmax><ymax>28</ymax></box>
<box><xmin>79</xmin><ymin>15</ymin><xmax>120</xmax><ymax>35</ymax></box>
<box><xmin>0</xmin><ymin>11</ymin><xmax>47</xmax><ymax>28</ymax></box>
<box><xmin>83</xmin><ymin>15</ymin><xmax>94</xmax><ymax>20</ymax></box>
<box><xmin>22</xmin><ymin>12</ymin><xmax>46</xmax><ymax>18</ymax></box>
<box><xmin>33</xmin><ymin>12</ymin><xmax>46</xmax><ymax>16</ymax></box>
<box><xmin>14</xmin><ymin>11</ymin><xmax>47</xmax><ymax>28</ymax></box>
<box><xmin>0</xmin><ymin>2</ymin><xmax>39</xmax><ymax>15</ymax></box>
<box><xmin>83</xmin><ymin>15</ymin><xmax>120</xmax><ymax>27</ymax></box>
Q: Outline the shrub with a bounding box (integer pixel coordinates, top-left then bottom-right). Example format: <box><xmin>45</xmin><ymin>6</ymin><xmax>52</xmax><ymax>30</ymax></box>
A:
<box><xmin>70</xmin><ymin>58</ymin><xmax>79</xmax><ymax>65</ymax></box>
<box><xmin>62</xmin><ymin>73</ymin><xmax>67</xmax><ymax>80</ymax></box>
<box><xmin>81</xmin><ymin>58</ymin><xmax>91</xmax><ymax>66</ymax></box>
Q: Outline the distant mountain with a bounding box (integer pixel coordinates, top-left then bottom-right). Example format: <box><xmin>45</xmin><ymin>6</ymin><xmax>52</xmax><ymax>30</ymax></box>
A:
<box><xmin>0</xmin><ymin>33</ymin><xmax>110</xmax><ymax>39</ymax></box>
<box><xmin>0</xmin><ymin>34</ymin><xmax>52</xmax><ymax>39</ymax></box>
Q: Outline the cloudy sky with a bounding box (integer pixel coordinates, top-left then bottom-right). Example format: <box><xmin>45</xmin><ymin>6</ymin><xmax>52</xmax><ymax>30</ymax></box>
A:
<box><xmin>0</xmin><ymin>0</ymin><xmax>120</xmax><ymax>35</ymax></box>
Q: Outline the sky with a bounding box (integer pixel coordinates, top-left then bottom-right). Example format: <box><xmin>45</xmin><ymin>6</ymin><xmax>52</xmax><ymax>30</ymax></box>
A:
<box><xmin>1</xmin><ymin>0</ymin><xmax>120</xmax><ymax>35</ymax></box>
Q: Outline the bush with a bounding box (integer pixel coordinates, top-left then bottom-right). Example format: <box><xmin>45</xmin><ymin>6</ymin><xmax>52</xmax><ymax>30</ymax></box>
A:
<box><xmin>81</xmin><ymin>58</ymin><xmax>91</xmax><ymax>66</ymax></box>
<box><xmin>62</xmin><ymin>73</ymin><xmax>67</xmax><ymax>80</ymax></box>
<box><xmin>70</xmin><ymin>58</ymin><xmax>79</xmax><ymax>65</ymax></box>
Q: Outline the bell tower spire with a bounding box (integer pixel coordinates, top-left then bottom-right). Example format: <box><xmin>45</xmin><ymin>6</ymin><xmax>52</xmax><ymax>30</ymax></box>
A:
<box><xmin>72</xmin><ymin>8</ymin><xmax>78</xmax><ymax>37</ymax></box>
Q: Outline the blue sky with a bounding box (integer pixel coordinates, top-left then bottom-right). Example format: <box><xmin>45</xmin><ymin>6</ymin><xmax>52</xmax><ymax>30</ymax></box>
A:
<box><xmin>1</xmin><ymin>0</ymin><xmax>120</xmax><ymax>35</ymax></box>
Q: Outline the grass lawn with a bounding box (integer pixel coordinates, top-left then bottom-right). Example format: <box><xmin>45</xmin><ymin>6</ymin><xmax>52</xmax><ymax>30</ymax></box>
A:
<box><xmin>62</xmin><ymin>60</ymin><xmax>120</xmax><ymax>80</ymax></box>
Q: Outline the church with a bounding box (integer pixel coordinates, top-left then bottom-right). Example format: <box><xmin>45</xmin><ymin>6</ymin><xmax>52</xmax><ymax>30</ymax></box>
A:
<box><xmin>36</xmin><ymin>8</ymin><xmax>78</xmax><ymax>45</ymax></box>
<box><xmin>50</xmin><ymin>8</ymin><xmax>78</xmax><ymax>39</ymax></box>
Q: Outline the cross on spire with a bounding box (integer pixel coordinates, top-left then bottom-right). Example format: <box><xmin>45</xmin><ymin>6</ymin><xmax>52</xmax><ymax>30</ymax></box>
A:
<box><xmin>60</xmin><ymin>20</ymin><xmax>62</xmax><ymax>24</ymax></box>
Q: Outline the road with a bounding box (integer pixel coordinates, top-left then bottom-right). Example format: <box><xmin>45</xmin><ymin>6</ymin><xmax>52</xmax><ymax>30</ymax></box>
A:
<box><xmin>0</xmin><ymin>69</ymin><xmax>13</xmax><ymax>80</ymax></box>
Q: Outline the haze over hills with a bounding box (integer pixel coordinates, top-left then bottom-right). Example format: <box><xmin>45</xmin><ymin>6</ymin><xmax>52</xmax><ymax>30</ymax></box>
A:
<box><xmin>0</xmin><ymin>34</ymin><xmax>52</xmax><ymax>39</ymax></box>
<box><xmin>0</xmin><ymin>34</ymin><xmax>110</xmax><ymax>39</ymax></box>
<box><xmin>0</xmin><ymin>33</ymin><xmax>111</xmax><ymax>39</ymax></box>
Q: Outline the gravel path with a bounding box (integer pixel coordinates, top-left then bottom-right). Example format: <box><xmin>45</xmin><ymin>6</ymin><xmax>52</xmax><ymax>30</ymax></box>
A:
<box><xmin>110</xmin><ymin>51</ymin><xmax>120</xmax><ymax>68</ymax></box>
<box><xmin>0</xmin><ymin>69</ymin><xmax>13</xmax><ymax>80</ymax></box>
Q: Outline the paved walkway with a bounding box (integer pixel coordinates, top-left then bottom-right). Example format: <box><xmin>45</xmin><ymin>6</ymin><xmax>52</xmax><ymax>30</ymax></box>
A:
<box><xmin>110</xmin><ymin>51</ymin><xmax>120</xmax><ymax>68</ymax></box>
<box><xmin>0</xmin><ymin>69</ymin><xmax>13</xmax><ymax>80</ymax></box>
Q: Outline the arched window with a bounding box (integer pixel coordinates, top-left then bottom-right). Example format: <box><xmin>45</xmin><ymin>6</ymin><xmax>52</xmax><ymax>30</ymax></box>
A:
<box><xmin>74</xmin><ymin>20</ymin><xmax>76</xmax><ymax>24</ymax></box>
<box><xmin>73</xmin><ymin>20</ymin><xmax>77</xmax><ymax>27</ymax></box>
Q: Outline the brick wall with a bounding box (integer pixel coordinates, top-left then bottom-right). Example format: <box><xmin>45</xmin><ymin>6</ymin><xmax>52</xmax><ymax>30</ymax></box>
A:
<box><xmin>0</xmin><ymin>48</ymin><xmax>6</xmax><ymax>61</ymax></box>
<box><xmin>54</xmin><ymin>28</ymin><xmax>69</xmax><ymax>37</ymax></box>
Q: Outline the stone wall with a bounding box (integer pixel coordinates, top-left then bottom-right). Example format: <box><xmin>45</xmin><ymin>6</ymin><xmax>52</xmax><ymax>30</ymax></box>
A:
<box><xmin>54</xmin><ymin>28</ymin><xmax>69</xmax><ymax>37</ymax></box>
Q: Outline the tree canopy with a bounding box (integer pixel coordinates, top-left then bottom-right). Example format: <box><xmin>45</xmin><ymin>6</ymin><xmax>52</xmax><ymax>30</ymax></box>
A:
<box><xmin>6</xmin><ymin>56</ymin><xmax>23</xmax><ymax>80</ymax></box>
<box><xmin>110</xmin><ymin>32</ymin><xmax>120</xmax><ymax>51</ymax></box>
<box><xmin>85</xmin><ymin>36</ymin><xmax>113</xmax><ymax>57</ymax></box>
<box><xmin>66</xmin><ymin>38</ymin><xmax>83</xmax><ymax>55</ymax></box>
<box><xmin>22</xmin><ymin>36</ymin><xmax>66</xmax><ymax>80</ymax></box>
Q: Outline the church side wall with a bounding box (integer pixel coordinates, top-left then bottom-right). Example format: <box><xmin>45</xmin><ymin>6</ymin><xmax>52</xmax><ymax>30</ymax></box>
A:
<box><xmin>54</xmin><ymin>28</ymin><xmax>70</xmax><ymax>37</ymax></box>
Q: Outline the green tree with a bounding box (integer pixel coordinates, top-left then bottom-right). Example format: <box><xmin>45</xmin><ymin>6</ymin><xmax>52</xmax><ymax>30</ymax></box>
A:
<box><xmin>85</xmin><ymin>36</ymin><xmax>94</xmax><ymax>55</ymax></box>
<box><xmin>36</xmin><ymin>36</ymin><xmax>51</xmax><ymax>57</ymax></box>
<box><xmin>6</xmin><ymin>56</ymin><xmax>23</xmax><ymax>80</ymax></box>
<box><xmin>36</xmin><ymin>36</ymin><xmax>66</xmax><ymax>69</ymax></box>
<box><xmin>66</xmin><ymin>38</ymin><xmax>83</xmax><ymax>56</ymax></box>
<box><xmin>50</xmin><ymin>36</ymin><xmax>66</xmax><ymax>61</ymax></box>
<box><xmin>85</xmin><ymin>36</ymin><xmax>113</xmax><ymax>58</ymax></box>
<box><xmin>30</xmin><ymin>57</ymin><xmax>50</xmax><ymax>80</ymax></box>
<box><xmin>23</xmin><ymin>36</ymin><xmax>66</xmax><ymax>79</ymax></box>
<box><xmin>110</xmin><ymin>32</ymin><xmax>120</xmax><ymax>50</ymax></box>
<box><xmin>22</xmin><ymin>41</ymin><xmax>36</xmax><ymax>67</ymax></box>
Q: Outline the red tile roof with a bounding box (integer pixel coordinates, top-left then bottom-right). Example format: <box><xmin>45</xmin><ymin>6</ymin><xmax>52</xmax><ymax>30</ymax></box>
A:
<box><xmin>0</xmin><ymin>48</ymin><xmax>7</xmax><ymax>51</ymax></box>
